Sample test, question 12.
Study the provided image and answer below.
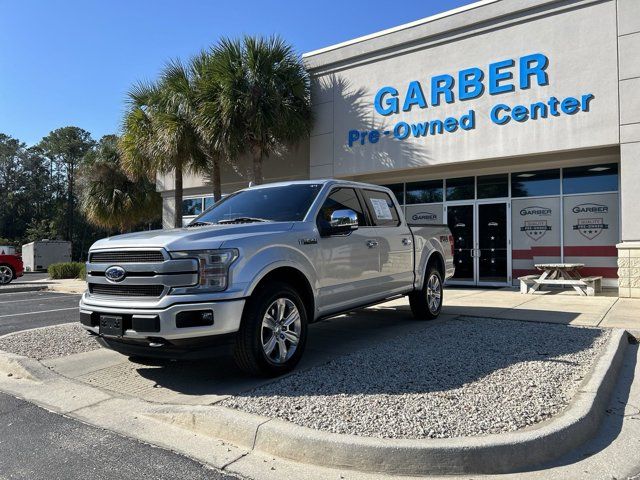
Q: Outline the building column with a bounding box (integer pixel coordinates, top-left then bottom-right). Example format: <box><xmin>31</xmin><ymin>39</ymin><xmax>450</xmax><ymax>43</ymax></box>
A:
<box><xmin>616</xmin><ymin>0</ymin><xmax>640</xmax><ymax>297</ymax></box>
<box><xmin>161</xmin><ymin>195</ymin><xmax>176</xmax><ymax>230</ymax></box>
<box><xmin>308</xmin><ymin>75</ymin><xmax>335</xmax><ymax>179</ymax></box>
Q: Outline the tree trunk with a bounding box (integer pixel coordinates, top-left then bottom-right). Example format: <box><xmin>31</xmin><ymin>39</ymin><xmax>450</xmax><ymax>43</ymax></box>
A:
<box><xmin>212</xmin><ymin>156</ymin><xmax>222</xmax><ymax>201</ymax></box>
<box><xmin>67</xmin><ymin>164</ymin><xmax>74</xmax><ymax>242</ymax></box>
<box><xmin>174</xmin><ymin>162</ymin><xmax>183</xmax><ymax>228</ymax></box>
<box><xmin>252</xmin><ymin>147</ymin><xmax>263</xmax><ymax>185</ymax></box>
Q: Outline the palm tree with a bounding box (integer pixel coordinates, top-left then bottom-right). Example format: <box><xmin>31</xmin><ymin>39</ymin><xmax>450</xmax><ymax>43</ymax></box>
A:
<box><xmin>208</xmin><ymin>36</ymin><xmax>313</xmax><ymax>185</ymax></box>
<box><xmin>190</xmin><ymin>50</ymin><xmax>230</xmax><ymax>202</ymax></box>
<box><xmin>82</xmin><ymin>135</ymin><xmax>161</xmax><ymax>233</ymax></box>
<box><xmin>120</xmin><ymin>61</ymin><xmax>206</xmax><ymax>228</ymax></box>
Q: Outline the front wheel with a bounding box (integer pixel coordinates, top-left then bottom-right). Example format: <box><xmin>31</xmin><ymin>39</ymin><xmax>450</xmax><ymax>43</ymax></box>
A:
<box><xmin>233</xmin><ymin>282</ymin><xmax>308</xmax><ymax>377</ymax></box>
<box><xmin>409</xmin><ymin>266</ymin><xmax>443</xmax><ymax>320</ymax></box>
<box><xmin>0</xmin><ymin>265</ymin><xmax>14</xmax><ymax>285</ymax></box>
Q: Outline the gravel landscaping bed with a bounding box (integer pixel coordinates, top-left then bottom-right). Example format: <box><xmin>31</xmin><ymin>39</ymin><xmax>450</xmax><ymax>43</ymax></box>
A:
<box><xmin>221</xmin><ymin>317</ymin><xmax>610</xmax><ymax>439</ymax></box>
<box><xmin>0</xmin><ymin>323</ymin><xmax>99</xmax><ymax>360</ymax></box>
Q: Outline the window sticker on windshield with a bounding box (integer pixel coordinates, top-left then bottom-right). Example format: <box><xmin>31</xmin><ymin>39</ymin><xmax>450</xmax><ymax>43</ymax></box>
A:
<box><xmin>370</xmin><ymin>198</ymin><xmax>392</xmax><ymax>220</ymax></box>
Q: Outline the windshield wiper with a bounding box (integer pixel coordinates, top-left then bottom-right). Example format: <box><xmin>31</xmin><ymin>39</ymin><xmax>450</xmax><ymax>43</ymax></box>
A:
<box><xmin>187</xmin><ymin>221</ymin><xmax>215</xmax><ymax>227</ymax></box>
<box><xmin>217</xmin><ymin>217</ymin><xmax>270</xmax><ymax>224</ymax></box>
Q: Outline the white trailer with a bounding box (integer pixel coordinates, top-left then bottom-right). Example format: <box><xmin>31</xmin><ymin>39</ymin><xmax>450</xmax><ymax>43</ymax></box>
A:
<box><xmin>21</xmin><ymin>240</ymin><xmax>72</xmax><ymax>271</ymax></box>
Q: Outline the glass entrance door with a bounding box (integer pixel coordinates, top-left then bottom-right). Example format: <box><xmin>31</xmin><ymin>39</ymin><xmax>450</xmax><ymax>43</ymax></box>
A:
<box><xmin>447</xmin><ymin>204</ymin><xmax>475</xmax><ymax>283</ymax></box>
<box><xmin>477</xmin><ymin>202</ymin><xmax>508</xmax><ymax>284</ymax></box>
<box><xmin>446</xmin><ymin>202</ymin><xmax>510</xmax><ymax>286</ymax></box>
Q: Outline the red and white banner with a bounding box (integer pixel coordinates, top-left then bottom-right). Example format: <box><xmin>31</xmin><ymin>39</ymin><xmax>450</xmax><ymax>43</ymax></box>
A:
<box><xmin>562</xmin><ymin>193</ymin><xmax>619</xmax><ymax>278</ymax></box>
<box><xmin>512</xmin><ymin>197</ymin><xmax>561</xmax><ymax>277</ymax></box>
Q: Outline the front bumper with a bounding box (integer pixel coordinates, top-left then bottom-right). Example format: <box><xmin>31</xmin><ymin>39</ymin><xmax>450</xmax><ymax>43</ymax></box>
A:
<box><xmin>79</xmin><ymin>296</ymin><xmax>246</xmax><ymax>343</ymax></box>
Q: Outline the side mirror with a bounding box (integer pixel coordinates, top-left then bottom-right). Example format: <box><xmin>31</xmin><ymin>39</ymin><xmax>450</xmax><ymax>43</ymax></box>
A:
<box><xmin>322</xmin><ymin>209</ymin><xmax>358</xmax><ymax>236</ymax></box>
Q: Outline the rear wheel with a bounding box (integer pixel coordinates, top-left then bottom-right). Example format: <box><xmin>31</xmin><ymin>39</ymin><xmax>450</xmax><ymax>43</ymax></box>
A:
<box><xmin>409</xmin><ymin>265</ymin><xmax>443</xmax><ymax>320</ymax></box>
<box><xmin>233</xmin><ymin>281</ymin><xmax>308</xmax><ymax>376</ymax></box>
<box><xmin>0</xmin><ymin>265</ymin><xmax>14</xmax><ymax>285</ymax></box>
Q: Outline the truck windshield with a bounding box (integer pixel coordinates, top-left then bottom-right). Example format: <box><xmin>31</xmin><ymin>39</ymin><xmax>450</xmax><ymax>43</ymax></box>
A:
<box><xmin>193</xmin><ymin>184</ymin><xmax>323</xmax><ymax>224</ymax></box>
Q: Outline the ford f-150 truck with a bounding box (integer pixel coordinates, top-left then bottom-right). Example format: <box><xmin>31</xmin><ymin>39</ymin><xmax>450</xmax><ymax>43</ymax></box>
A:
<box><xmin>80</xmin><ymin>180</ymin><xmax>454</xmax><ymax>376</ymax></box>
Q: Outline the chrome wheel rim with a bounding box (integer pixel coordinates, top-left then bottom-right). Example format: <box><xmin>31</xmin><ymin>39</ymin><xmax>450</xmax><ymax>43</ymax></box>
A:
<box><xmin>261</xmin><ymin>298</ymin><xmax>301</xmax><ymax>364</ymax></box>
<box><xmin>0</xmin><ymin>266</ymin><xmax>12</xmax><ymax>285</ymax></box>
<box><xmin>426</xmin><ymin>274</ymin><xmax>441</xmax><ymax>313</ymax></box>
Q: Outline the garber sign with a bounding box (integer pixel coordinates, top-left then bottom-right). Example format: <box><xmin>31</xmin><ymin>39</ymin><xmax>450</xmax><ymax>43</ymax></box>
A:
<box><xmin>347</xmin><ymin>53</ymin><xmax>595</xmax><ymax>148</ymax></box>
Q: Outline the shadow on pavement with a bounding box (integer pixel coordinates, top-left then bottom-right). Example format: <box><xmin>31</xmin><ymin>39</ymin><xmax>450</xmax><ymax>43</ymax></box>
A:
<box><xmin>133</xmin><ymin>305</ymin><xmax>604</xmax><ymax>399</ymax></box>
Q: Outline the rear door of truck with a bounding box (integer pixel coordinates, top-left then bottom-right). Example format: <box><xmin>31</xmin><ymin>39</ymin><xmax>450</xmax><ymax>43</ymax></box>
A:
<box><xmin>358</xmin><ymin>188</ymin><xmax>414</xmax><ymax>297</ymax></box>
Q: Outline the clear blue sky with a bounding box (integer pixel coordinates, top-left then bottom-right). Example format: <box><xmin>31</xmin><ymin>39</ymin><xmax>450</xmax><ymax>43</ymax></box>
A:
<box><xmin>0</xmin><ymin>0</ymin><xmax>476</xmax><ymax>146</ymax></box>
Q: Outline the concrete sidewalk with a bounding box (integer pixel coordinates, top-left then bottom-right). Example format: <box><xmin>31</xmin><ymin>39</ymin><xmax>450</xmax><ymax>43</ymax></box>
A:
<box><xmin>44</xmin><ymin>278</ymin><xmax>86</xmax><ymax>294</ymax></box>
<box><xmin>379</xmin><ymin>287</ymin><xmax>638</xmax><ymax>331</ymax></box>
<box><xmin>0</xmin><ymin>278</ymin><xmax>85</xmax><ymax>295</ymax></box>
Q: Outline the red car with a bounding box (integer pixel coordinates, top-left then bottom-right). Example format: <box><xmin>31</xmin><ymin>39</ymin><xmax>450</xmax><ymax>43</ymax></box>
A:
<box><xmin>0</xmin><ymin>252</ymin><xmax>24</xmax><ymax>285</ymax></box>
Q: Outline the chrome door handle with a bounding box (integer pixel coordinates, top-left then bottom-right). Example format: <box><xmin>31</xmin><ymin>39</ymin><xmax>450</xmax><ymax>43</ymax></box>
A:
<box><xmin>366</xmin><ymin>240</ymin><xmax>379</xmax><ymax>248</ymax></box>
<box><xmin>402</xmin><ymin>238</ymin><xmax>412</xmax><ymax>246</ymax></box>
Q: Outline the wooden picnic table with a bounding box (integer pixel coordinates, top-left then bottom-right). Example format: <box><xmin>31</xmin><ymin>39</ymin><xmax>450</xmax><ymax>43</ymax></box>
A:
<box><xmin>518</xmin><ymin>263</ymin><xmax>602</xmax><ymax>296</ymax></box>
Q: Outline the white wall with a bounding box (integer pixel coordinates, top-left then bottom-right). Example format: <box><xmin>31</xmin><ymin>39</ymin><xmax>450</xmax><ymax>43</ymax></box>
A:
<box><xmin>307</xmin><ymin>0</ymin><xmax>619</xmax><ymax>178</ymax></box>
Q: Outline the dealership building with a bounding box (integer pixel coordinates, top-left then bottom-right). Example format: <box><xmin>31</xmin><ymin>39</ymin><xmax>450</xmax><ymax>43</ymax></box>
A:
<box><xmin>158</xmin><ymin>0</ymin><xmax>640</xmax><ymax>297</ymax></box>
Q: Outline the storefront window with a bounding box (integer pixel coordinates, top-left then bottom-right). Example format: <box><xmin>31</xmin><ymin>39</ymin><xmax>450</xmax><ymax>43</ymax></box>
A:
<box><xmin>204</xmin><ymin>197</ymin><xmax>215</xmax><ymax>210</ymax></box>
<box><xmin>511</xmin><ymin>169</ymin><xmax>560</xmax><ymax>197</ymax></box>
<box><xmin>406</xmin><ymin>180</ymin><xmax>443</xmax><ymax>204</ymax></box>
<box><xmin>562</xmin><ymin>193</ymin><xmax>619</xmax><ymax>278</ymax></box>
<box><xmin>445</xmin><ymin>177</ymin><xmax>474</xmax><ymax>201</ymax></box>
<box><xmin>405</xmin><ymin>204</ymin><xmax>443</xmax><ymax>225</ymax></box>
<box><xmin>381</xmin><ymin>183</ymin><xmax>405</xmax><ymax>205</ymax></box>
<box><xmin>511</xmin><ymin>197</ymin><xmax>561</xmax><ymax>278</ymax></box>
<box><xmin>182</xmin><ymin>198</ymin><xmax>203</xmax><ymax>216</ymax></box>
<box><xmin>477</xmin><ymin>174</ymin><xmax>508</xmax><ymax>199</ymax></box>
<box><xmin>562</xmin><ymin>163</ymin><xmax>618</xmax><ymax>194</ymax></box>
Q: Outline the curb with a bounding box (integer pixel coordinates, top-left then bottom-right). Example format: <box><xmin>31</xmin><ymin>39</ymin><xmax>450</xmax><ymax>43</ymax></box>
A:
<box><xmin>0</xmin><ymin>350</ymin><xmax>55</xmax><ymax>382</ymax></box>
<box><xmin>150</xmin><ymin>328</ymin><xmax>629</xmax><ymax>476</ymax></box>
<box><xmin>0</xmin><ymin>284</ymin><xmax>48</xmax><ymax>295</ymax></box>
<box><xmin>145</xmin><ymin>404</ymin><xmax>270</xmax><ymax>450</ymax></box>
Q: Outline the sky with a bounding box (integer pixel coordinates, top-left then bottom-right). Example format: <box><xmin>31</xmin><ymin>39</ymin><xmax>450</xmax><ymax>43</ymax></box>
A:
<box><xmin>0</xmin><ymin>0</ymin><xmax>476</xmax><ymax>146</ymax></box>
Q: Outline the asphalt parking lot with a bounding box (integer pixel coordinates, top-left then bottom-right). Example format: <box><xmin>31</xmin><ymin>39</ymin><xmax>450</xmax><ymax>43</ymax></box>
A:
<box><xmin>0</xmin><ymin>392</ymin><xmax>238</xmax><ymax>480</ymax></box>
<box><xmin>12</xmin><ymin>272</ymin><xmax>49</xmax><ymax>283</ymax></box>
<box><xmin>0</xmin><ymin>291</ymin><xmax>81</xmax><ymax>335</ymax></box>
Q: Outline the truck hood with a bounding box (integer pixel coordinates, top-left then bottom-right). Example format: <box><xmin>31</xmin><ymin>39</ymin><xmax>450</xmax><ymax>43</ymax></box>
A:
<box><xmin>89</xmin><ymin>222</ymin><xmax>295</xmax><ymax>252</ymax></box>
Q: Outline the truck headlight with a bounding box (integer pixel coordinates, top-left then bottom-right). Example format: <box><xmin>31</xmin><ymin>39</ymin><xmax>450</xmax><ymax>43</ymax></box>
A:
<box><xmin>169</xmin><ymin>249</ymin><xmax>238</xmax><ymax>294</ymax></box>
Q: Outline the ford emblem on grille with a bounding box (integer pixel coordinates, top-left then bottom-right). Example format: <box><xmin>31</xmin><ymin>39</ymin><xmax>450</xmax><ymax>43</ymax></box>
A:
<box><xmin>105</xmin><ymin>265</ymin><xmax>126</xmax><ymax>283</ymax></box>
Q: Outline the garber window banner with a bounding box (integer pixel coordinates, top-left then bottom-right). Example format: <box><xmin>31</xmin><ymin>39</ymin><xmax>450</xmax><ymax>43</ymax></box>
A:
<box><xmin>347</xmin><ymin>53</ymin><xmax>594</xmax><ymax>147</ymax></box>
<box><xmin>563</xmin><ymin>193</ymin><xmax>619</xmax><ymax>278</ymax></box>
<box><xmin>512</xmin><ymin>197</ymin><xmax>561</xmax><ymax>277</ymax></box>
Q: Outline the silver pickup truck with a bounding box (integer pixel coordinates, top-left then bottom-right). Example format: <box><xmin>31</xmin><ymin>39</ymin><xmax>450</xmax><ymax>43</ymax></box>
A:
<box><xmin>80</xmin><ymin>180</ymin><xmax>454</xmax><ymax>376</ymax></box>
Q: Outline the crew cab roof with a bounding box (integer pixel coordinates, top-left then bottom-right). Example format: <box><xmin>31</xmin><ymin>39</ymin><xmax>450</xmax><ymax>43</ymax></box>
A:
<box><xmin>246</xmin><ymin>179</ymin><xmax>388</xmax><ymax>190</ymax></box>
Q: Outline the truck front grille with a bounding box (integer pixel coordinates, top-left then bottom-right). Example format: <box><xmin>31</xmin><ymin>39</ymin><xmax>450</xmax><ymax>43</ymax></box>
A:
<box><xmin>90</xmin><ymin>250</ymin><xmax>164</xmax><ymax>263</ymax></box>
<box><xmin>89</xmin><ymin>284</ymin><xmax>165</xmax><ymax>297</ymax></box>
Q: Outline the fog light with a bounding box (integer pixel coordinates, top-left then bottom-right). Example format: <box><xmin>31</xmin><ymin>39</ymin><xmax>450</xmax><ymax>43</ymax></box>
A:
<box><xmin>176</xmin><ymin>310</ymin><xmax>214</xmax><ymax>328</ymax></box>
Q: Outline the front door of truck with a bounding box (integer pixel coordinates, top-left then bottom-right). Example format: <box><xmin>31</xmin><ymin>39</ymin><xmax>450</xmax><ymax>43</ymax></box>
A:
<box><xmin>315</xmin><ymin>187</ymin><xmax>382</xmax><ymax>314</ymax></box>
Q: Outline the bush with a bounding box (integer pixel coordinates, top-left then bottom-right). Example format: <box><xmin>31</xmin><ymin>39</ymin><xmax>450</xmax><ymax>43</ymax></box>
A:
<box><xmin>78</xmin><ymin>263</ymin><xmax>86</xmax><ymax>280</ymax></box>
<box><xmin>48</xmin><ymin>262</ymin><xmax>86</xmax><ymax>280</ymax></box>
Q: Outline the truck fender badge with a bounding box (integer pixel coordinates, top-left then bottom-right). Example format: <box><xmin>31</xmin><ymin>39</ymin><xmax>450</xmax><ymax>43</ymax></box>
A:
<box><xmin>105</xmin><ymin>265</ymin><xmax>126</xmax><ymax>282</ymax></box>
<box><xmin>299</xmin><ymin>238</ymin><xmax>318</xmax><ymax>245</ymax></box>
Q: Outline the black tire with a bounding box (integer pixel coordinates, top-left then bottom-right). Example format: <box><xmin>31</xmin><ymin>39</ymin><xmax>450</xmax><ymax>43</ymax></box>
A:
<box><xmin>409</xmin><ymin>265</ymin><xmax>443</xmax><ymax>320</ymax></box>
<box><xmin>233</xmin><ymin>281</ymin><xmax>308</xmax><ymax>377</ymax></box>
<box><xmin>0</xmin><ymin>264</ymin><xmax>15</xmax><ymax>285</ymax></box>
